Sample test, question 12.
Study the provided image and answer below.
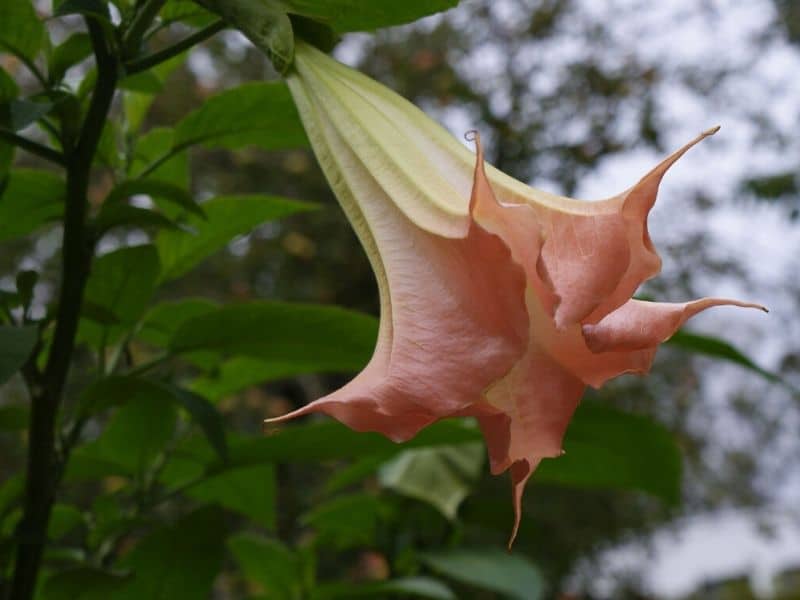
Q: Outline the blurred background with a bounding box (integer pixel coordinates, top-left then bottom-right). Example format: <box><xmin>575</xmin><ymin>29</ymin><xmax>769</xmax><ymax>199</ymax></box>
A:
<box><xmin>2</xmin><ymin>0</ymin><xmax>800</xmax><ymax>598</ymax></box>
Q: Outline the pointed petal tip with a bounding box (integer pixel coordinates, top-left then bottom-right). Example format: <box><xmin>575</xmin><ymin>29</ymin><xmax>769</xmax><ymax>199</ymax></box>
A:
<box><xmin>703</xmin><ymin>125</ymin><xmax>721</xmax><ymax>137</ymax></box>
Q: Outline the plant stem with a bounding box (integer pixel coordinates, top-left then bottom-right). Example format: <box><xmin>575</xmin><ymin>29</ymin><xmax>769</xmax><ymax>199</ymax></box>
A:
<box><xmin>0</xmin><ymin>130</ymin><xmax>66</xmax><ymax>167</ymax></box>
<box><xmin>123</xmin><ymin>0</ymin><xmax>167</xmax><ymax>57</ymax></box>
<box><xmin>124</xmin><ymin>19</ymin><xmax>226</xmax><ymax>75</ymax></box>
<box><xmin>9</xmin><ymin>19</ymin><xmax>119</xmax><ymax>600</ymax></box>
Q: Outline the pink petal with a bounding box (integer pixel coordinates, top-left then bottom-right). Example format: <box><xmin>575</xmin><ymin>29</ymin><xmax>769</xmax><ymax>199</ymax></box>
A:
<box><xmin>582</xmin><ymin>298</ymin><xmax>767</xmax><ymax>353</ymax></box>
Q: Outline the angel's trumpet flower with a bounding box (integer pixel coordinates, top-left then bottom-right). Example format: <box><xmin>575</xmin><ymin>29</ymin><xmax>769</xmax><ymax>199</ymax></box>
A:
<box><xmin>268</xmin><ymin>42</ymin><xmax>765</xmax><ymax>546</ymax></box>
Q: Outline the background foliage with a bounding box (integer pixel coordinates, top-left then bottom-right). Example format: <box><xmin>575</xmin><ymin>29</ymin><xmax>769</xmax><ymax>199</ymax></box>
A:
<box><xmin>0</xmin><ymin>1</ymin><xmax>797</xmax><ymax>599</ymax></box>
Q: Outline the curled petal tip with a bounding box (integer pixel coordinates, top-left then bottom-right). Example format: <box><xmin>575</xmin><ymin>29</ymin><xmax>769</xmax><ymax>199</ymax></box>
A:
<box><xmin>464</xmin><ymin>129</ymin><xmax>480</xmax><ymax>143</ymax></box>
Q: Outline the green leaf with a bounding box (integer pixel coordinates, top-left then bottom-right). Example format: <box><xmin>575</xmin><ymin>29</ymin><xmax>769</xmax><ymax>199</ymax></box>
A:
<box><xmin>277</xmin><ymin>0</ymin><xmax>459</xmax><ymax>32</ymax></box>
<box><xmin>54</xmin><ymin>0</ymin><xmax>112</xmax><ymax>21</ymax></box>
<box><xmin>312</xmin><ymin>577</ymin><xmax>456</xmax><ymax>600</ymax></box>
<box><xmin>2</xmin><ymin>98</ymin><xmax>54</xmax><ymax>131</ymax></box>
<box><xmin>122</xmin><ymin>48</ymin><xmax>189</xmax><ymax>132</ymax></box>
<box><xmin>80</xmin><ymin>376</ymin><xmax>227</xmax><ymax>461</ymax></box>
<box><xmin>418</xmin><ymin>548</ymin><xmax>545</xmax><ymax>600</ymax></box>
<box><xmin>159</xmin><ymin>383</ymin><xmax>228</xmax><ymax>461</ymax></box>
<box><xmin>120</xmin><ymin>70</ymin><xmax>164</xmax><ymax>94</ymax></box>
<box><xmin>236</xmin><ymin>420</ymin><xmax>481</xmax><ymax>466</ymax></box>
<box><xmin>48</xmin><ymin>504</ymin><xmax>84</xmax><ymax>540</ymax></box>
<box><xmin>130</xmin><ymin>127</ymin><xmax>189</xmax><ymax>188</ymax></box>
<box><xmin>667</xmin><ymin>330</ymin><xmax>782</xmax><ymax>384</ymax></box>
<box><xmin>106</xmin><ymin>178</ymin><xmax>204</xmax><ymax>218</ymax></box>
<box><xmin>191</xmin><ymin>356</ymin><xmax>317</xmax><ymax>401</ymax></box>
<box><xmin>0</xmin><ymin>405</ymin><xmax>29</xmax><ymax>431</ymax></box>
<box><xmin>156</xmin><ymin>194</ymin><xmax>314</xmax><ymax>281</ymax></box>
<box><xmin>93</xmin><ymin>204</ymin><xmax>181</xmax><ymax>235</ymax></box>
<box><xmin>0</xmin><ymin>169</ymin><xmax>64</xmax><ymax>242</ymax></box>
<box><xmin>228</xmin><ymin>533</ymin><xmax>303</xmax><ymax>599</ymax></box>
<box><xmin>0</xmin><ymin>0</ymin><xmax>45</xmax><ymax>62</ymax></box>
<box><xmin>207</xmin><ymin>2</ymin><xmax>293</xmax><ymax>73</ymax></box>
<box><xmin>49</xmin><ymin>32</ymin><xmax>92</xmax><ymax>83</ymax></box>
<box><xmin>40</xmin><ymin>568</ymin><xmax>130</xmax><ymax>600</ymax></box>
<box><xmin>160</xmin><ymin>0</ymin><xmax>218</xmax><ymax>28</ymax></box>
<box><xmin>138</xmin><ymin>298</ymin><xmax>217</xmax><ymax>347</ymax></box>
<box><xmin>173</xmin><ymin>82</ymin><xmax>307</xmax><ymax>151</ymax></box>
<box><xmin>535</xmin><ymin>402</ymin><xmax>682</xmax><ymax>504</ymax></box>
<box><xmin>301</xmin><ymin>493</ymin><xmax>385</xmax><ymax>549</ymax></box>
<box><xmin>0</xmin><ymin>325</ymin><xmax>37</xmax><ymax>385</ymax></box>
<box><xmin>0</xmin><ymin>67</ymin><xmax>18</xmax><ymax>176</ymax></box>
<box><xmin>168</xmin><ymin>301</ymin><xmax>377</xmax><ymax>373</ymax></box>
<box><xmin>114</xmin><ymin>507</ymin><xmax>227</xmax><ymax>600</ymax></box>
<box><xmin>182</xmin><ymin>464</ymin><xmax>276</xmax><ymax>529</ymax></box>
<box><xmin>78</xmin><ymin>386</ymin><xmax>178</xmax><ymax>476</ymax></box>
<box><xmin>0</xmin><ymin>474</ymin><xmax>23</xmax><ymax>517</ymax></box>
<box><xmin>378</xmin><ymin>443</ymin><xmax>484</xmax><ymax>520</ymax></box>
<box><xmin>79</xmin><ymin>245</ymin><xmax>161</xmax><ymax>346</ymax></box>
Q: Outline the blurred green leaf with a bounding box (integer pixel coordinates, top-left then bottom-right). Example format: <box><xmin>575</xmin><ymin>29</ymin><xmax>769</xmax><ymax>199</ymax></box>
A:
<box><xmin>379</xmin><ymin>443</ymin><xmax>484</xmax><ymax>520</ymax></box>
<box><xmin>80</xmin><ymin>376</ymin><xmax>227</xmax><ymax>461</ymax></box>
<box><xmin>93</xmin><ymin>204</ymin><xmax>181</xmax><ymax>235</ymax></box>
<box><xmin>0</xmin><ymin>169</ymin><xmax>64</xmax><ymax>242</ymax></box>
<box><xmin>77</xmin><ymin>386</ymin><xmax>177</xmax><ymax>476</ymax></box>
<box><xmin>114</xmin><ymin>507</ymin><xmax>227</xmax><ymax>600</ymax></box>
<box><xmin>106</xmin><ymin>178</ymin><xmax>204</xmax><ymax>218</ymax></box>
<box><xmin>418</xmin><ymin>548</ymin><xmax>544</xmax><ymax>600</ymax></box>
<box><xmin>302</xmin><ymin>493</ymin><xmax>386</xmax><ymax>549</ymax></box>
<box><xmin>228</xmin><ymin>533</ymin><xmax>303</xmax><ymax>599</ymax></box>
<box><xmin>49</xmin><ymin>32</ymin><xmax>92</xmax><ymax>83</ymax></box>
<box><xmin>239</xmin><ymin>420</ymin><xmax>481</xmax><ymax>465</ymax></box>
<box><xmin>667</xmin><ymin>330</ymin><xmax>781</xmax><ymax>384</ymax></box>
<box><xmin>39</xmin><ymin>568</ymin><xmax>130</xmax><ymax>600</ymax></box>
<box><xmin>191</xmin><ymin>355</ymin><xmax>317</xmax><ymax>401</ymax></box>
<box><xmin>138</xmin><ymin>298</ymin><xmax>217</xmax><ymax>347</ymax></box>
<box><xmin>160</xmin><ymin>383</ymin><xmax>228</xmax><ymax>461</ymax></box>
<box><xmin>123</xmin><ymin>52</ymin><xmax>188</xmax><ymax>133</ymax></box>
<box><xmin>169</xmin><ymin>301</ymin><xmax>378</xmax><ymax>373</ymax></box>
<box><xmin>0</xmin><ymin>67</ymin><xmax>18</xmax><ymax>176</ymax></box>
<box><xmin>0</xmin><ymin>324</ymin><xmax>37</xmax><ymax>385</ymax></box>
<box><xmin>130</xmin><ymin>126</ymin><xmax>189</xmax><ymax>187</ymax></box>
<box><xmin>160</xmin><ymin>0</ymin><xmax>218</xmax><ymax>28</ymax></box>
<box><xmin>279</xmin><ymin>0</ymin><xmax>459</xmax><ymax>32</ymax></box>
<box><xmin>79</xmin><ymin>245</ymin><xmax>161</xmax><ymax>346</ymax></box>
<box><xmin>0</xmin><ymin>405</ymin><xmax>29</xmax><ymax>431</ymax></box>
<box><xmin>0</xmin><ymin>0</ymin><xmax>45</xmax><ymax>62</ymax></box>
<box><xmin>535</xmin><ymin>402</ymin><xmax>681</xmax><ymax>504</ymax></box>
<box><xmin>173</xmin><ymin>82</ymin><xmax>307</xmax><ymax>151</ymax></box>
<box><xmin>156</xmin><ymin>194</ymin><xmax>315</xmax><ymax>281</ymax></box>
<box><xmin>182</xmin><ymin>464</ymin><xmax>276</xmax><ymax>529</ymax></box>
<box><xmin>0</xmin><ymin>475</ymin><xmax>22</xmax><ymax>517</ymax></box>
<box><xmin>54</xmin><ymin>0</ymin><xmax>112</xmax><ymax>20</ymax></box>
<box><xmin>48</xmin><ymin>504</ymin><xmax>84</xmax><ymax>540</ymax></box>
<box><xmin>312</xmin><ymin>577</ymin><xmax>456</xmax><ymax>600</ymax></box>
<box><xmin>2</xmin><ymin>98</ymin><xmax>54</xmax><ymax>131</ymax></box>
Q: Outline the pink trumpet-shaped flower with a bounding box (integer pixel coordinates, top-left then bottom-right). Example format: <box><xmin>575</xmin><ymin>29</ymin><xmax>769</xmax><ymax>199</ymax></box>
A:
<box><xmin>268</xmin><ymin>43</ymin><xmax>766</xmax><ymax>546</ymax></box>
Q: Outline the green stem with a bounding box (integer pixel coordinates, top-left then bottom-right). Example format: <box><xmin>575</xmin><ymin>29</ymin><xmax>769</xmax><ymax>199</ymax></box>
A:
<box><xmin>9</xmin><ymin>18</ymin><xmax>119</xmax><ymax>600</ymax></box>
<box><xmin>0</xmin><ymin>130</ymin><xmax>66</xmax><ymax>167</ymax></box>
<box><xmin>124</xmin><ymin>19</ymin><xmax>226</xmax><ymax>75</ymax></box>
<box><xmin>123</xmin><ymin>0</ymin><xmax>167</xmax><ymax>57</ymax></box>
